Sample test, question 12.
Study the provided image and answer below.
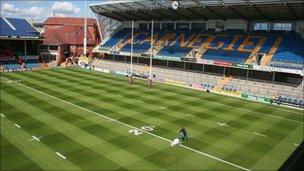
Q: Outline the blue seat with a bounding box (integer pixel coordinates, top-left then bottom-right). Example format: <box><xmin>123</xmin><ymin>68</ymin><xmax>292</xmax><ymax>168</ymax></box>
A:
<box><xmin>98</xmin><ymin>29</ymin><xmax>304</xmax><ymax>69</ymax></box>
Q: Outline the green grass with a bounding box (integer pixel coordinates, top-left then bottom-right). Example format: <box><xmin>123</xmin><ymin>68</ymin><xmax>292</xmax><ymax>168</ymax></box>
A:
<box><xmin>0</xmin><ymin>67</ymin><xmax>303</xmax><ymax>170</ymax></box>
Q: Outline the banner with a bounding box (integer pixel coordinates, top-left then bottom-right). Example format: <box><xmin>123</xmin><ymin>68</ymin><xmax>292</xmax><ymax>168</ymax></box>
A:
<box><xmin>182</xmin><ymin>58</ymin><xmax>197</xmax><ymax>62</ymax></box>
<box><xmin>196</xmin><ymin>59</ymin><xmax>214</xmax><ymax>65</ymax></box>
<box><xmin>186</xmin><ymin>83</ymin><xmax>204</xmax><ymax>91</ymax></box>
<box><xmin>214</xmin><ymin>61</ymin><xmax>232</xmax><ymax>66</ymax></box>
<box><xmin>241</xmin><ymin>93</ymin><xmax>272</xmax><ymax>104</ymax></box>
<box><xmin>253</xmin><ymin>65</ymin><xmax>303</xmax><ymax>75</ymax></box>
<box><xmin>234</xmin><ymin>63</ymin><xmax>253</xmax><ymax>69</ymax></box>
<box><xmin>109</xmin><ymin>50</ymin><xmax>119</xmax><ymax>55</ymax></box>
<box><xmin>118</xmin><ymin>52</ymin><xmax>130</xmax><ymax>56</ymax></box>
<box><xmin>114</xmin><ymin>71</ymin><xmax>128</xmax><ymax>77</ymax></box>
<box><xmin>154</xmin><ymin>55</ymin><xmax>182</xmax><ymax>61</ymax></box>
<box><xmin>153</xmin><ymin>77</ymin><xmax>166</xmax><ymax>83</ymax></box>
<box><xmin>94</xmin><ymin>67</ymin><xmax>110</xmax><ymax>74</ymax></box>
<box><xmin>78</xmin><ymin>56</ymin><xmax>89</xmax><ymax>65</ymax></box>
<box><xmin>1</xmin><ymin>68</ymin><xmax>28</xmax><ymax>72</ymax></box>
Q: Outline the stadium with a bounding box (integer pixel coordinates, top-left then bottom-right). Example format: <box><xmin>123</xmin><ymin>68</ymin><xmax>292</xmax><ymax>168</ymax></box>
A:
<box><xmin>1</xmin><ymin>0</ymin><xmax>303</xmax><ymax>170</ymax></box>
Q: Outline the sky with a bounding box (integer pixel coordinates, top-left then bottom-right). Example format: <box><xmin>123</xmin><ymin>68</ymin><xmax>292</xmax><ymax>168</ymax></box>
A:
<box><xmin>0</xmin><ymin>0</ymin><xmax>106</xmax><ymax>23</ymax></box>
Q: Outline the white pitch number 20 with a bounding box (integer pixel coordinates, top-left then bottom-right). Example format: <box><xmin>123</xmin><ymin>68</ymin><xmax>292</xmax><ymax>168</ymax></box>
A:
<box><xmin>129</xmin><ymin>126</ymin><xmax>155</xmax><ymax>136</ymax></box>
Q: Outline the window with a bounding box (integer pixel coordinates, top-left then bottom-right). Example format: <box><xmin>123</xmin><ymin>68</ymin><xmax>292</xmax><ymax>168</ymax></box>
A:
<box><xmin>176</xmin><ymin>23</ymin><xmax>189</xmax><ymax>30</ymax></box>
<box><xmin>148</xmin><ymin>22</ymin><xmax>160</xmax><ymax>30</ymax></box>
<box><xmin>49</xmin><ymin>46</ymin><xmax>58</xmax><ymax>50</ymax></box>
<box><xmin>191</xmin><ymin>23</ymin><xmax>206</xmax><ymax>31</ymax></box>
<box><xmin>139</xmin><ymin>23</ymin><xmax>147</xmax><ymax>30</ymax></box>
<box><xmin>254</xmin><ymin>23</ymin><xmax>268</xmax><ymax>30</ymax></box>
<box><xmin>273</xmin><ymin>23</ymin><xmax>292</xmax><ymax>31</ymax></box>
<box><xmin>162</xmin><ymin>23</ymin><xmax>174</xmax><ymax>30</ymax></box>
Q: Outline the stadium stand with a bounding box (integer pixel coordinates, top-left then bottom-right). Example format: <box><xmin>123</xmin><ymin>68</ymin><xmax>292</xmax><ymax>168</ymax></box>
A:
<box><xmin>0</xmin><ymin>17</ymin><xmax>42</xmax><ymax>71</ymax></box>
<box><xmin>0</xmin><ymin>17</ymin><xmax>39</xmax><ymax>37</ymax></box>
<box><xmin>98</xmin><ymin>30</ymin><xmax>304</xmax><ymax>70</ymax></box>
<box><xmin>90</xmin><ymin>0</ymin><xmax>303</xmax><ymax>108</ymax></box>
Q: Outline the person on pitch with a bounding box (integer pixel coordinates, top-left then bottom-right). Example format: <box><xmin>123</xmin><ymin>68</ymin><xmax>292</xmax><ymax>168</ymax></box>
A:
<box><xmin>179</xmin><ymin>127</ymin><xmax>188</xmax><ymax>141</ymax></box>
<box><xmin>171</xmin><ymin>127</ymin><xmax>189</xmax><ymax>146</ymax></box>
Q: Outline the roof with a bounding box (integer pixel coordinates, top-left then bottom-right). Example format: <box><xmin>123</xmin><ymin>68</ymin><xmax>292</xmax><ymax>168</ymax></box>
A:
<box><xmin>0</xmin><ymin>17</ymin><xmax>39</xmax><ymax>37</ymax></box>
<box><xmin>44</xmin><ymin>17</ymin><xmax>97</xmax><ymax>26</ymax></box>
<box><xmin>90</xmin><ymin>0</ymin><xmax>304</xmax><ymax>21</ymax></box>
<box><xmin>43</xmin><ymin>25</ymin><xmax>95</xmax><ymax>45</ymax></box>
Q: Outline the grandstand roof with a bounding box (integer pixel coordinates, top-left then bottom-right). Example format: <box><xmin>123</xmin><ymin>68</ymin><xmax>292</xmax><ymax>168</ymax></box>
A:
<box><xmin>0</xmin><ymin>17</ymin><xmax>39</xmax><ymax>38</ymax></box>
<box><xmin>90</xmin><ymin>0</ymin><xmax>304</xmax><ymax>21</ymax></box>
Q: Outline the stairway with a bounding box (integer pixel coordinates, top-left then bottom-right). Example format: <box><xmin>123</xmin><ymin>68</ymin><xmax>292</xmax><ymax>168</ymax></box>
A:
<box><xmin>146</xmin><ymin>33</ymin><xmax>175</xmax><ymax>55</ymax></box>
<box><xmin>212</xmin><ymin>76</ymin><xmax>232</xmax><ymax>92</ymax></box>
<box><xmin>260</xmin><ymin>37</ymin><xmax>282</xmax><ymax>66</ymax></box>
<box><xmin>112</xmin><ymin>33</ymin><xmax>137</xmax><ymax>51</ymax></box>
<box><xmin>195</xmin><ymin>35</ymin><xmax>215</xmax><ymax>60</ymax></box>
<box><xmin>245</xmin><ymin>37</ymin><xmax>267</xmax><ymax>64</ymax></box>
<box><xmin>224</xmin><ymin>35</ymin><xmax>242</xmax><ymax>51</ymax></box>
<box><xmin>237</xmin><ymin>36</ymin><xmax>253</xmax><ymax>53</ymax></box>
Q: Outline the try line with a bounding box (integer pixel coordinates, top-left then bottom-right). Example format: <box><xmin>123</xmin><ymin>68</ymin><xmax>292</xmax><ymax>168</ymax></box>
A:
<box><xmin>2</xmin><ymin>77</ymin><xmax>250</xmax><ymax>171</ymax></box>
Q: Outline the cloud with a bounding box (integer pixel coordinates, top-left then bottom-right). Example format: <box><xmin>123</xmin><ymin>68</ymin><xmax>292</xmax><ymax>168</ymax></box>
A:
<box><xmin>2</xmin><ymin>3</ymin><xmax>19</xmax><ymax>13</ymax></box>
<box><xmin>0</xmin><ymin>1</ymin><xmax>89</xmax><ymax>22</ymax></box>
<box><xmin>26</xmin><ymin>6</ymin><xmax>46</xmax><ymax>16</ymax></box>
<box><xmin>1</xmin><ymin>2</ymin><xmax>50</xmax><ymax>21</ymax></box>
<box><xmin>51</xmin><ymin>1</ymin><xmax>80</xmax><ymax>14</ymax></box>
<box><xmin>25</xmin><ymin>1</ymin><xmax>42</xmax><ymax>4</ymax></box>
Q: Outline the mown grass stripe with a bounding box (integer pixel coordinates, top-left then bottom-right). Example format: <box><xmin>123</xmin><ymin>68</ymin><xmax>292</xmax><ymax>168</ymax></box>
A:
<box><xmin>0</xmin><ymin>95</ymin><xmax>125</xmax><ymax>170</ymax></box>
<box><xmin>65</xmin><ymin>67</ymin><xmax>303</xmax><ymax>116</ymax></box>
<box><xmin>31</xmin><ymin>69</ymin><xmax>302</xmax><ymax>132</ymax></box>
<box><xmin>0</xmin><ymin>135</ymin><xmax>42</xmax><ymax>170</ymax></box>
<box><xmin>1</xmin><ymin>68</ymin><xmax>302</xmax><ymax>170</ymax></box>
<box><xmin>28</xmin><ymin>69</ymin><xmax>302</xmax><ymax>146</ymax></box>
<box><xmin>1</xmin><ymin>82</ymin><xmax>171</xmax><ymax>168</ymax></box>
<box><xmin>1</xmin><ymin>90</ymin><xmax>139</xmax><ymax>169</ymax></box>
<box><xmin>1</xmin><ymin>115</ymin><xmax>80</xmax><ymax>170</ymax></box>
<box><xmin>8</xmin><ymin>68</ymin><xmax>274</xmax><ymax>147</ymax></box>
<box><xmin>2</xmin><ymin>75</ymin><xmax>251</xmax><ymax>171</ymax></box>
<box><xmin>3</xmin><ymin>70</ymin><xmax>300</xmax><ymax>163</ymax></box>
<box><xmin>53</xmin><ymin>68</ymin><xmax>303</xmax><ymax>122</ymax></box>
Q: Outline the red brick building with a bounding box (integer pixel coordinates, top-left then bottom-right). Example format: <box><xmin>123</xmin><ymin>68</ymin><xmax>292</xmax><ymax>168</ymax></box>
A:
<box><xmin>42</xmin><ymin>17</ymin><xmax>101</xmax><ymax>62</ymax></box>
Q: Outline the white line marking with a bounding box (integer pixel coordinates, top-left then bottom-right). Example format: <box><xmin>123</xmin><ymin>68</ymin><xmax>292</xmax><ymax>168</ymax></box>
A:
<box><xmin>32</xmin><ymin>69</ymin><xmax>304</xmax><ymax>122</ymax></box>
<box><xmin>29</xmin><ymin>135</ymin><xmax>41</xmax><ymax>142</ymax></box>
<box><xmin>56</xmin><ymin>152</ymin><xmax>66</xmax><ymax>159</ymax></box>
<box><xmin>3</xmin><ymin>77</ymin><xmax>250</xmax><ymax>171</ymax></box>
<box><xmin>253</xmin><ymin>132</ymin><xmax>267</xmax><ymax>138</ymax></box>
<box><xmin>14</xmin><ymin>123</ymin><xmax>21</xmax><ymax>128</ymax></box>
<box><xmin>32</xmin><ymin>135</ymin><xmax>40</xmax><ymax>141</ymax></box>
<box><xmin>293</xmin><ymin>143</ymin><xmax>302</xmax><ymax>148</ymax></box>
<box><xmin>186</xmin><ymin>114</ymin><xmax>196</xmax><ymax>117</ymax></box>
<box><xmin>160</xmin><ymin>106</ymin><xmax>168</xmax><ymax>110</ymax></box>
<box><xmin>108</xmin><ymin>118</ymin><xmax>118</xmax><ymax>122</ymax></box>
<box><xmin>293</xmin><ymin>143</ymin><xmax>300</xmax><ymax>147</ymax></box>
<box><xmin>217</xmin><ymin>122</ymin><xmax>229</xmax><ymax>127</ymax></box>
<box><xmin>0</xmin><ymin>113</ymin><xmax>5</xmax><ymax>118</ymax></box>
<box><xmin>3</xmin><ymin>18</ymin><xmax>17</xmax><ymax>30</ymax></box>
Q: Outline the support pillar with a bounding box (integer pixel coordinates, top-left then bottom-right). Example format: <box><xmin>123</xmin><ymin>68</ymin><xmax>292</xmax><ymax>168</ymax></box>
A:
<box><xmin>272</xmin><ymin>72</ymin><xmax>276</xmax><ymax>83</ymax></box>
<box><xmin>148</xmin><ymin>20</ymin><xmax>154</xmax><ymax>89</ymax></box>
